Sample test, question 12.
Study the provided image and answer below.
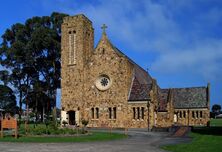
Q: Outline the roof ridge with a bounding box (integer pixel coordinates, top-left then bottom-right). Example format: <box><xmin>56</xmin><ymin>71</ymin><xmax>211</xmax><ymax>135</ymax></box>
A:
<box><xmin>113</xmin><ymin>47</ymin><xmax>149</xmax><ymax>75</ymax></box>
<box><xmin>171</xmin><ymin>86</ymin><xmax>207</xmax><ymax>89</ymax></box>
<box><xmin>95</xmin><ymin>31</ymin><xmax>151</xmax><ymax>78</ymax></box>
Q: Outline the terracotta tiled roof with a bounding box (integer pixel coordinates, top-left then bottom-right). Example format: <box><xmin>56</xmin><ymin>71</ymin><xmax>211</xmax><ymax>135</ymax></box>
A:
<box><xmin>172</xmin><ymin>87</ymin><xmax>208</xmax><ymax>108</ymax></box>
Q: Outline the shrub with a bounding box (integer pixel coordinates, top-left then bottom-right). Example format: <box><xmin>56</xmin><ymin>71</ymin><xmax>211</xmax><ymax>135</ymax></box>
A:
<box><xmin>81</xmin><ymin>119</ymin><xmax>89</xmax><ymax>134</ymax></box>
<box><xmin>82</xmin><ymin>119</ymin><xmax>89</xmax><ymax>127</ymax></box>
<box><xmin>30</xmin><ymin>125</ymin><xmax>48</xmax><ymax>135</ymax></box>
<box><xmin>62</xmin><ymin>120</ymin><xmax>68</xmax><ymax>127</ymax></box>
<box><xmin>18</xmin><ymin>122</ymin><xmax>85</xmax><ymax>136</ymax></box>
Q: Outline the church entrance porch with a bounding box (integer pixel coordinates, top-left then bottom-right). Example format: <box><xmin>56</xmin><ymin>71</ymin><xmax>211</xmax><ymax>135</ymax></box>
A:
<box><xmin>68</xmin><ymin>111</ymin><xmax>76</xmax><ymax>125</ymax></box>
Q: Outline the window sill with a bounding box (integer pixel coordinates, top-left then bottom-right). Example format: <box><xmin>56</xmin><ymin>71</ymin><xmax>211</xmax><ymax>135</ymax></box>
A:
<box><xmin>91</xmin><ymin>119</ymin><xmax>99</xmax><ymax>120</ymax></box>
<box><xmin>133</xmin><ymin>119</ymin><xmax>144</xmax><ymax>121</ymax></box>
<box><xmin>67</xmin><ymin>63</ymin><xmax>76</xmax><ymax>66</ymax></box>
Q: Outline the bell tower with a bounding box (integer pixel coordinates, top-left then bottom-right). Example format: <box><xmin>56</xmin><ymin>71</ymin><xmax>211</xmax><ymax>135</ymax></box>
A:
<box><xmin>61</xmin><ymin>14</ymin><xmax>94</xmax><ymax>67</ymax></box>
<box><xmin>61</xmin><ymin>14</ymin><xmax>94</xmax><ymax>124</ymax></box>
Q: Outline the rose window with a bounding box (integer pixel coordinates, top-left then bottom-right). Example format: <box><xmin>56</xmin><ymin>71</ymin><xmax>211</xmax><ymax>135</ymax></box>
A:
<box><xmin>95</xmin><ymin>75</ymin><xmax>112</xmax><ymax>91</ymax></box>
<box><xmin>100</xmin><ymin>77</ymin><xmax>109</xmax><ymax>86</ymax></box>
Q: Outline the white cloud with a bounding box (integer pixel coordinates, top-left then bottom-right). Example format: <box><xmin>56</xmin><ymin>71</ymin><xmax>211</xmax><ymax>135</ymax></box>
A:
<box><xmin>151</xmin><ymin>39</ymin><xmax>222</xmax><ymax>81</ymax></box>
<box><xmin>40</xmin><ymin>0</ymin><xmax>222</xmax><ymax>81</ymax></box>
<box><xmin>49</xmin><ymin>0</ymin><xmax>181</xmax><ymax>52</ymax></box>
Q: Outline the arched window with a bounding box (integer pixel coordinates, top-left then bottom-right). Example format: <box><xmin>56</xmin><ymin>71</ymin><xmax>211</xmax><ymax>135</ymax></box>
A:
<box><xmin>96</xmin><ymin>108</ymin><xmax>99</xmax><ymax>119</ymax></box>
<box><xmin>108</xmin><ymin>107</ymin><xmax>112</xmax><ymax>119</ymax></box>
<box><xmin>137</xmin><ymin>107</ymin><xmax>140</xmax><ymax>119</ymax></box>
<box><xmin>113</xmin><ymin>107</ymin><xmax>116</xmax><ymax>119</ymax></box>
<box><xmin>91</xmin><ymin>108</ymin><xmax>94</xmax><ymax>119</ymax></box>
<box><xmin>68</xmin><ymin>30</ymin><xmax>76</xmax><ymax>65</ymax></box>
<box><xmin>200</xmin><ymin>111</ymin><xmax>203</xmax><ymax>118</ymax></box>
<box><xmin>133</xmin><ymin>107</ymin><xmax>136</xmax><ymax>119</ymax></box>
<box><xmin>141</xmin><ymin>107</ymin><xmax>145</xmax><ymax>119</ymax></box>
<box><xmin>179</xmin><ymin>111</ymin><xmax>182</xmax><ymax>118</ymax></box>
<box><xmin>192</xmin><ymin>111</ymin><xmax>195</xmax><ymax>118</ymax></box>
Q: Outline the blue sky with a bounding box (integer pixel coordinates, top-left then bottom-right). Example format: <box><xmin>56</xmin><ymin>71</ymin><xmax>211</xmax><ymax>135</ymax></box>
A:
<box><xmin>0</xmin><ymin>0</ymin><xmax>222</xmax><ymax>108</ymax></box>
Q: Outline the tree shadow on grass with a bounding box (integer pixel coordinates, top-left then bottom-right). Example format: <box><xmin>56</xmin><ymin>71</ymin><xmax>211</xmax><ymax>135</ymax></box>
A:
<box><xmin>191</xmin><ymin>127</ymin><xmax>222</xmax><ymax>136</ymax></box>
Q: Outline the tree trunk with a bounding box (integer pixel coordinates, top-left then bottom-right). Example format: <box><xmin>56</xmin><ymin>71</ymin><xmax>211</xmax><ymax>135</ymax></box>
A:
<box><xmin>35</xmin><ymin>97</ymin><xmax>38</xmax><ymax>122</ymax></box>
<box><xmin>19</xmin><ymin>91</ymin><xmax>23</xmax><ymax>119</ymax></box>
<box><xmin>43</xmin><ymin>105</ymin><xmax>45</xmax><ymax>123</ymax></box>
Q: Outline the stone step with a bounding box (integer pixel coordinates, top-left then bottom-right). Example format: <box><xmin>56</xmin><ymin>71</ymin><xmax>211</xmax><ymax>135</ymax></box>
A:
<box><xmin>172</xmin><ymin>126</ymin><xmax>190</xmax><ymax>137</ymax></box>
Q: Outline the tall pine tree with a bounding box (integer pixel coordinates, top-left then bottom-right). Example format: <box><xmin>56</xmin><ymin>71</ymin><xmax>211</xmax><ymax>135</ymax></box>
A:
<box><xmin>0</xmin><ymin>12</ymin><xmax>68</xmax><ymax>120</ymax></box>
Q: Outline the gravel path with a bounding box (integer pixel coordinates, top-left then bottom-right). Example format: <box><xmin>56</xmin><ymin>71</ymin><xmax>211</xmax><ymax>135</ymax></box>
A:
<box><xmin>0</xmin><ymin>130</ymin><xmax>191</xmax><ymax>152</ymax></box>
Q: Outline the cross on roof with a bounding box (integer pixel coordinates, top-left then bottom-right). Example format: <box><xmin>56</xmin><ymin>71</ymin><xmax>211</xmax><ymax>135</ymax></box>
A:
<box><xmin>101</xmin><ymin>24</ymin><xmax>107</xmax><ymax>34</ymax></box>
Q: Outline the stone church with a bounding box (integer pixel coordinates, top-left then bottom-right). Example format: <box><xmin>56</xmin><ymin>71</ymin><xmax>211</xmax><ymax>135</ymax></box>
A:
<box><xmin>61</xmin><ymin>14</ymin><xmax>210</xmax><ymax>129</ymax></box>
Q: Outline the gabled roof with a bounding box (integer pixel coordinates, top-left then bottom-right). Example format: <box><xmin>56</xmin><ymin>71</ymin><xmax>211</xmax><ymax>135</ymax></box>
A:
<box><xmin>128</xmin><ymin>77</ymin><xmax>152</xmax><ymax>101</ymax></box>
<box><xmin>172</xmin><ymin>87</ymin><xmax>208</xmax><ymax>109</ymax></box>
<box><xmin>115</xmin><ymin>46</ymin><xmax>153</xmax><ymax>102</ymax></box>
<box><xmin>96</xmin><ymin>32</ymin><xmax>153</xmax><ymax>101</ymax></box>
<box><xmin>114</xmin><ymin>47</ymin><xmax>153</xmax><ymax>101</ymax></box>
<box><xmin>127</xmin><ymin>66</ymin><xmax>153</xmax><ymax>101</ymax></box>
<box><xmin>95</xmin><ymin>32</ymin><xmax>209</xmax><ymax>107</ymax></box>
<box><xmin>95</xmin><ymin>33</ymin><xmax>209</xmax><ymax>106</ymax></box>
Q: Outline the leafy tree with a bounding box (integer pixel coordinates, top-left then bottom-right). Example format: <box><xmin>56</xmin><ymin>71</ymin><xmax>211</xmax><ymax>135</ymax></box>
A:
<box><xmin>0</xmin><ymin>70</ymin><xmax>10</xmax><ymax>85</ymax></box>
<box><xmin>26</xmin><ymin>80</ymin><xmax>51</xmax><ymax>122</ymax></box>
<box><xmin>212</xmin><ymin>104</ymin><xmax>221</xmax><ymax>115</ymax></box>
<box><xmin>0</xmin><ymin>85</ymin><xmax>17</xmax><ymax>113</ymax></box>
<box><xmin>0</xmin><ymin>12</ymin><xmax>68</xmax><ymax>119</ymax></box>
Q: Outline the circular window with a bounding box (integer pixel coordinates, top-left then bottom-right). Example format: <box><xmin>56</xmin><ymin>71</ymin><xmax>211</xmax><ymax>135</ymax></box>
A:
<box><xmin>95</xmin><ymin>75</ymin><xmax>112</xmax><ymax>91</ymax></box>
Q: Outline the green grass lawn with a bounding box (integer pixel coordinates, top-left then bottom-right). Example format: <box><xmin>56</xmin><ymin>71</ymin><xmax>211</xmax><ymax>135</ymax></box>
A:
<box><xmin>210</xmin><ymin>119</ymin><xmax>222</xmax><ymax>126</ymax></box>
<box><xmin>162</xmin><ymin>119</ymin><xmax>222</xmax><ymax>152</ymax></box>
<box><xmin>163</xmin><ymin>133</ymin><xmax>222</xmax><ymax>152</ymax></box>
<box><xmin>0</xmin><ymin>132</ymin><xmax>126</xmax><ymax>143</ymax></box>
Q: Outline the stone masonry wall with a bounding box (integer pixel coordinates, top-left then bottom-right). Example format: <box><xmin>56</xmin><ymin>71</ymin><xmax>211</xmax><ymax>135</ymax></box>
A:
<box><xmin>61</xmin><ymin>14</ymin><xmax>210</xmax><ymax>129</ymax></box>
<box><xmin>174</xmin><ymin>109</ymin><xmax>210</xmax><ymax>126</ymax></box>
<box><xmin>61</xmin><ymin>14</ymin><xmax>136</xmax><ymax>128</ymax></box>
<box><xmin>82</xmin><ymin>34</ymin><xmax>135</xmax><ymax>128</ymax></box>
